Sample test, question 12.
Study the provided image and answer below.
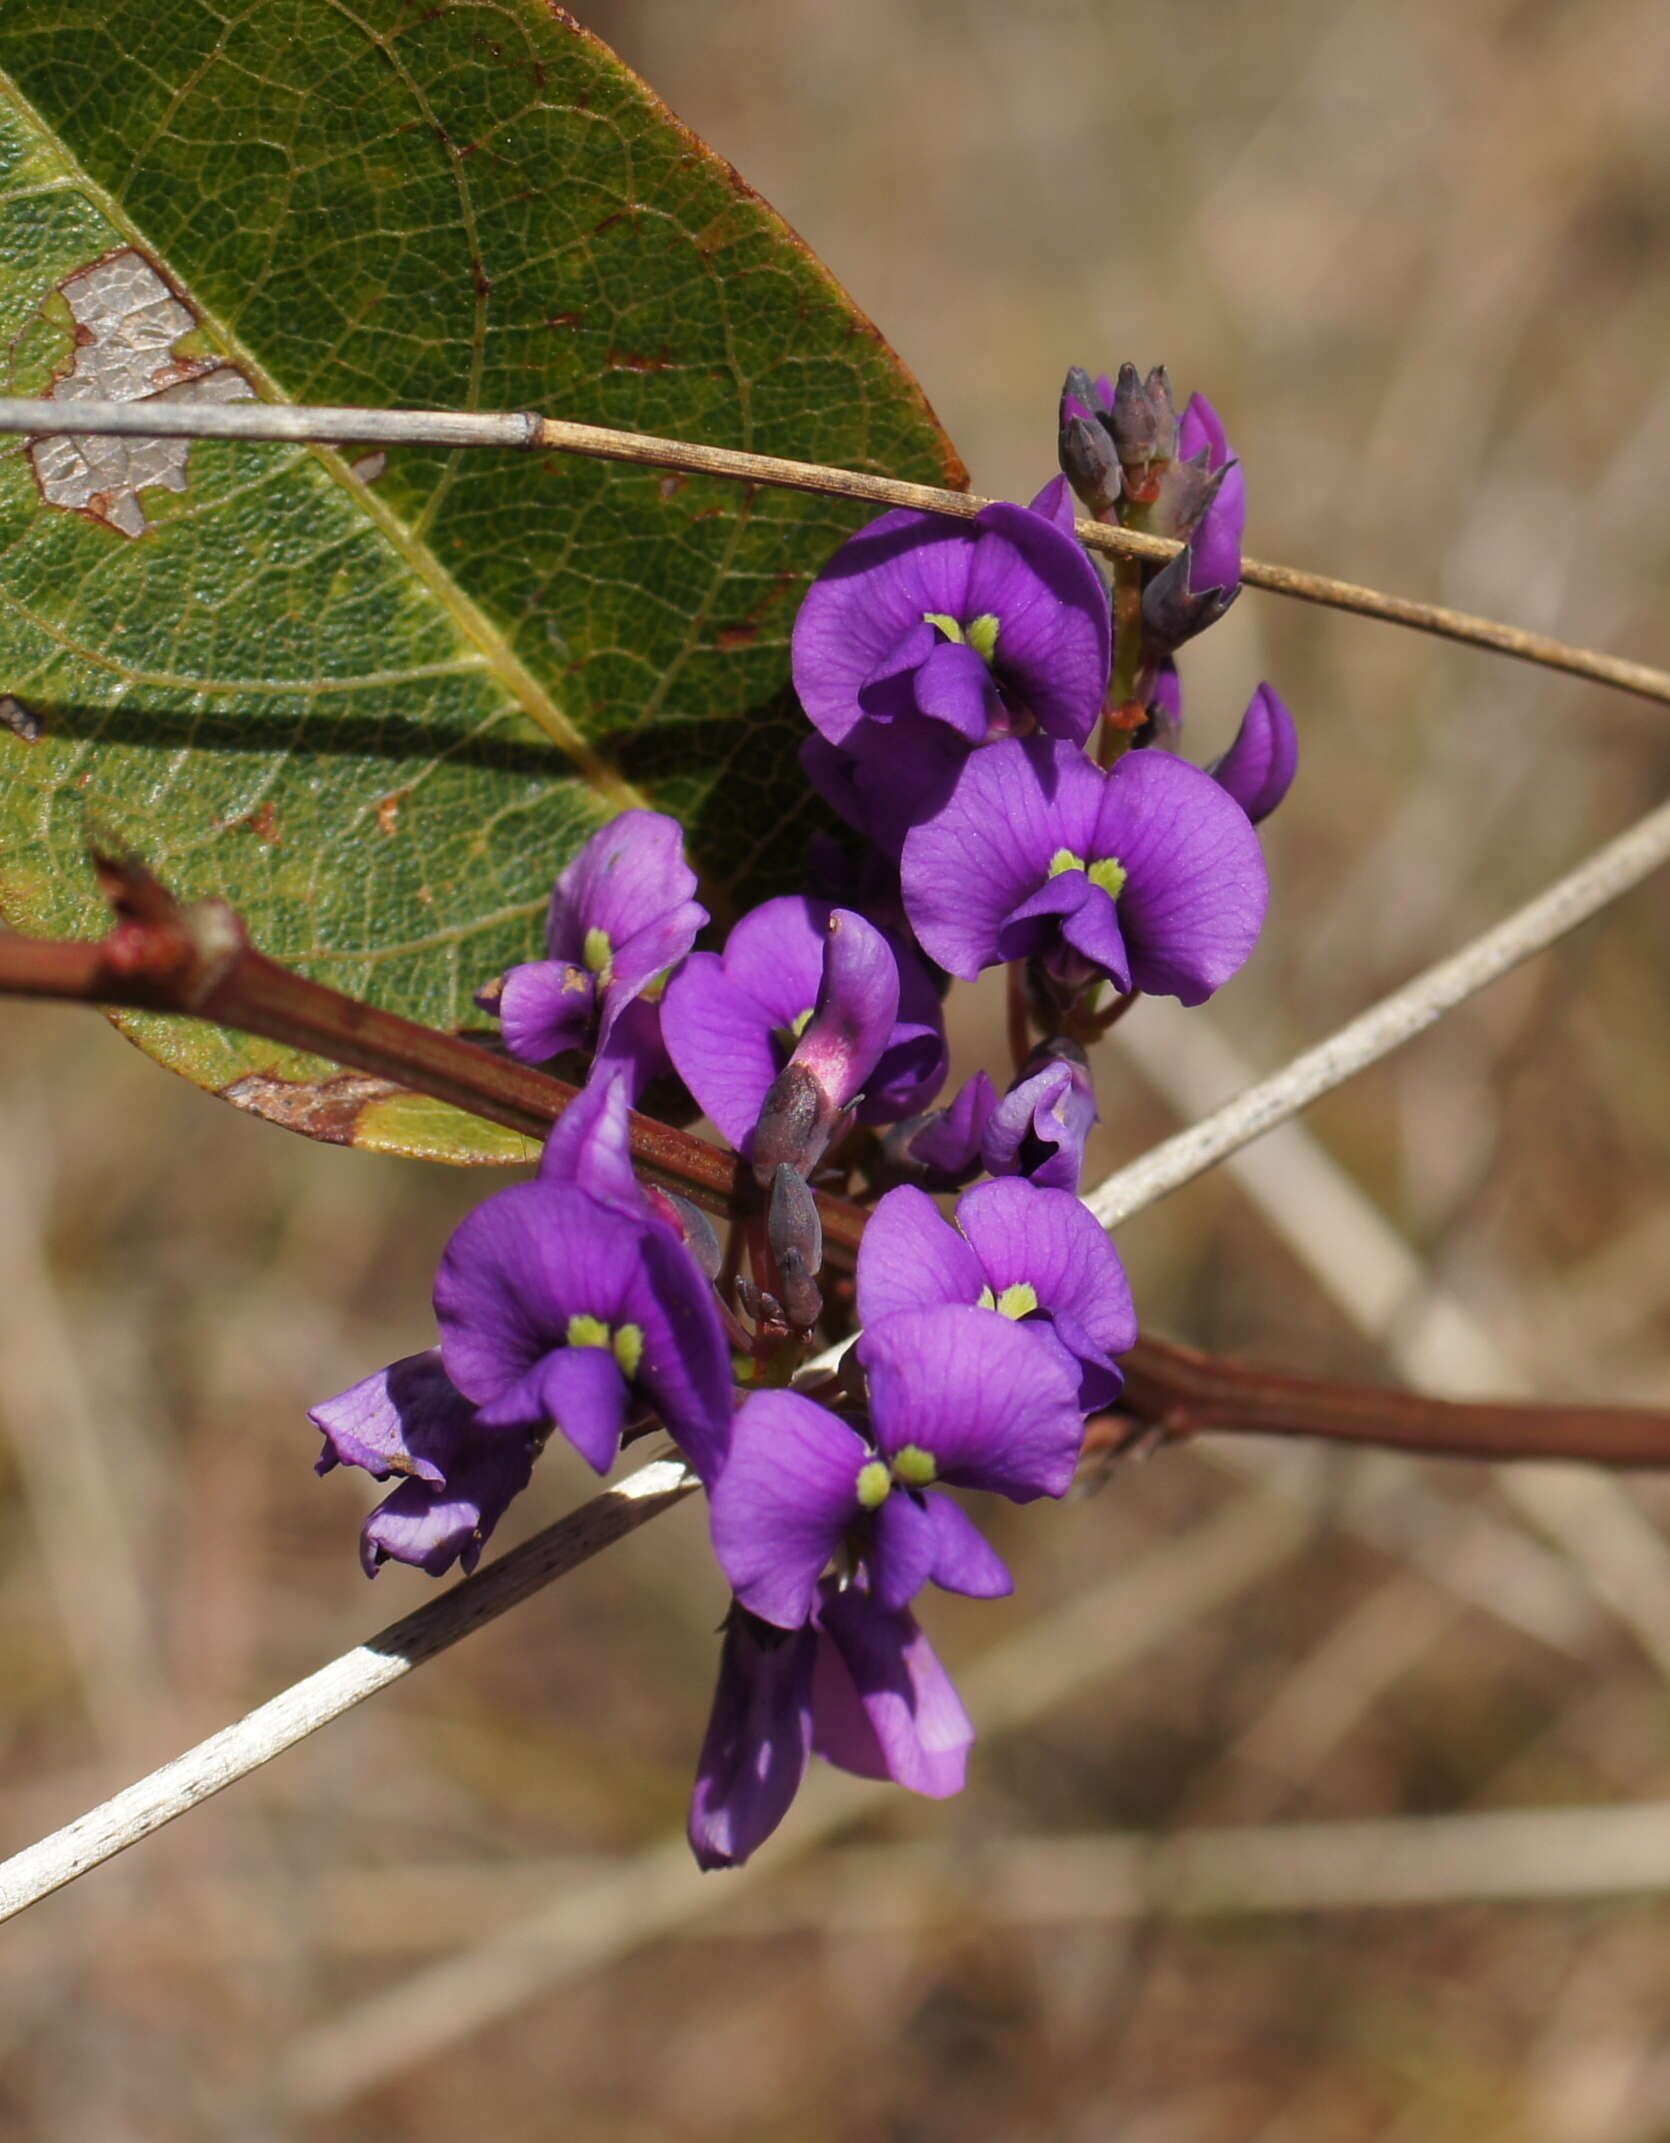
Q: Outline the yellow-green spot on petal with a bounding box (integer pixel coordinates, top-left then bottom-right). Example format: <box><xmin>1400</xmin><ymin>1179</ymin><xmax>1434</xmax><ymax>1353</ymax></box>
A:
<box><xmin>893</xmin><ymin>1443</ymin><xmax>938</xmax><ymax>1487</ymax></box>
<box><xmin>789</xmin><ymin>1006</ymin><xmax>814</xmax><ymax>1040</ymax></box>
<box><xmin>1048</xmin><ymin>847</ymin><xmax>1087</xmax><ymax>879</ymax></box>
<box><xmin>995</xmin><ymin>1281</ymin><xmax>1040</xmax><ymax>1320</ymax></box>
<box><xmin>922</xmin><ymin>610</ymin><xmax>964</xmax><ymax>643</ymax></box>
<box><xmin>582</xmin><ymin>925</ymin><xmax>614</xmax><ymax>979</ymax></box>
<box><xmin>566</xmin><ymin>1313</ymin><xmax>611</xmax><ymax>1351</ymax></box>
<box><xmin>856</xmin><ymin>1459</ymin><xmax>892</xmax><ymax>1510</ymax></box>
<box><xmin>976</xmin><ymin>1284</ymin><xmax>997</xmax><ymax>1310</ymax></box>
<box><xmin>612</xmin><ymin>1323</ymin><xmax>644</xmax><ymax>1379</ymax></box>
<box><xmin>965</xmin><ymin>613</ymin><xmax>1001</xmax><ymax>663</ymax></box>
<box><xmin>1088</xmin><ymin>857</ymin><xmax>1128</xmax><ymax>900</ymax></box>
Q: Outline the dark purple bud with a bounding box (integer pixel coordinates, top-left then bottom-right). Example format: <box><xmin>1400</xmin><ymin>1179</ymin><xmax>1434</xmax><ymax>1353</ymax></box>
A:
<box><xmin>1110</xmin><ymin>361</ymin><xmax>1158</xmax><ymax>468</ymax></box>
<box><xmin>1149</xmin><ymin>451</ymin><xmax>1229</xmax><ymax>545</ymax></box>
<box><xmin>1209</xmin><ymin>683</ymin><xmax>1299</xmax><ymax>824</ymax></box>
<box><xmin>767</xmin><ymin>1163</ymin><xmax>824</xmax><ymax>1331</ymax></box>
<box><xmin>1058</xmin><ymin>367</ymin><xmax>1121</xmax><ymax>516</ymax></box>
<box><xmin>1143</xmin><ymin>365</ymin><xmax>1179</xmax><ymax>460</ymax></box>
<box><xmin>1141</xmin><ymin>541</ymin><xmax>1241</xmax><ymax>652</ymax></box>
<box><xmin>644</xmin><ymin>1186</ymin><xmax>725</xmax><ymax>1280</ymax></box>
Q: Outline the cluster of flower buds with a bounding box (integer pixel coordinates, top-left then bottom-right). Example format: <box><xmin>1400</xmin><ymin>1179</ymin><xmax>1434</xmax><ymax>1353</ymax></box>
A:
<box><xmin>310</xmin><ymin>362</ymin><xmax>1300</xmax><ymax>1869</ymax></box>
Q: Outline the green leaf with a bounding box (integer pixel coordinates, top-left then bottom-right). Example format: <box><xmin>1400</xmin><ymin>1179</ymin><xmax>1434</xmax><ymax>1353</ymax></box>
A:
<box><xmin>0</xmin><ymin>3</ymin><xmax>963</xmax><ymax>1162</ymax></box>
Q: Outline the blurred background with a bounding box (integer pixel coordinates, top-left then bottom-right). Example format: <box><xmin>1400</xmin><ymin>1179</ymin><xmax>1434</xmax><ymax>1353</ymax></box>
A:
<box><xmin>4</xmin><ymin>0</ymin><xmax>1670</xmax><ymax>2134</ymax></box>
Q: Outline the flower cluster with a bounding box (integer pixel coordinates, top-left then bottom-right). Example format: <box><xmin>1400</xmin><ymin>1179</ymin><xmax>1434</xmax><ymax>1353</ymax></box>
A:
<box><xmin>311</xmin><ymin>360</ymin><xmax>1298</xmax><ymax>1869</ymax></box>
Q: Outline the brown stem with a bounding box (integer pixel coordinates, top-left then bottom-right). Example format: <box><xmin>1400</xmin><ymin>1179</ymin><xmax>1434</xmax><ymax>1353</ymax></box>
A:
<box><xmin>0</xmin><ymin>855</ymin><xmax>866</xmax><ymax>1258</ymax></box>
<box><xmin>9</xmin><ymin>860</ymin><xmax>1670</xmax><ymax>1472</ymax></box>
<box><xmin>1109</xmin><ymin>1334</ymin><xmax>1670</xmax><ymax>1470</ymax></box>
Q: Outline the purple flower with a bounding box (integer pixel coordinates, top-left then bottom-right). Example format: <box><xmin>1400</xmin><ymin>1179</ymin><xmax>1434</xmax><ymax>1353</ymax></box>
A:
<box><xmin>660</xmin><ymin>897</ymin><xmax>946</xmax><ymax>1164</ymax></box>
<box><xmin>711</xmin><ymin>1303</ymin><xmax>1081</xmax><ymax>1629</ymax></box>
<box><xmin>689</xmin><ymin>1584</ymin><xmax>973</xmax><ymax>1869</ymax></box>
<box><xmin>434</xmin><ymin>1176</ymin><xmax>733</xmax><ymax>1483</ymax></box>
<box><xmin>983</xmin><ymin>1040</ymin><xmax>1099</xmax><ymax>1192</ymax></box>
<box><xmin>901</xmin><ymin>735</ymin><xmax>1268</xmax><ymax>1005</ymax></box>
<box><xmin>792</xmin><ymin>501</ymin><xmax>1111</xmax><ymax>753</ymax></box>
<box><xmin>1209</xmin><ymin>682</ymin><xmax>1298</xmax><ymax>824</ymax></box>
<box><xmin>859</xmin><ymin>1180</ymin><xmax>1136</xmax><ymax>1410</ymax></box>
<box><xmin>312</xmin><ymin>1349</ymin><xmax>538</xmax><ymax>1578</ymax></box>
<box><xmin>884</xmin><ymin>1069</ymin><xmax>1000</xmax><ymax>1189</ymax></box>
<box><xmin>494</xmin><ymin>811</ymin><xmax>706</xmax><ymax>1072</ymax></box>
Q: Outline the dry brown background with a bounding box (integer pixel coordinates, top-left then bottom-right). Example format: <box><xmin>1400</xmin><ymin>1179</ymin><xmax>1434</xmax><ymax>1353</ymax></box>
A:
<box><xmin>4</xmin><ymin>0</ymin><xmax>1670</xmax><ymax>2135</ymax></box>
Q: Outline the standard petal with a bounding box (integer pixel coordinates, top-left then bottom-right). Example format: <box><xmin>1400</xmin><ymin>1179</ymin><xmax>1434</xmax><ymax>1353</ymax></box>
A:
<box><xmin>709</xmin><ymin>1391</ymin><xmax>868</xmax><ymax>1630</ymax></box>
<box><xmin>1091</xmin><ymin>749</ymin><xmax>1268</xmax><ymax>1004</ymax></box>
<box><xmin>857</xmin><ymin>1183</ymin><xmax>986</xmax><ymax>1325</ymax></box>
<box><xmin>688</xmin><ymin>1612</ymin><xmax>816</xmax><ymax>1871</ymax></box>
<box><xmin>497</xmin><ymin>959</ymin><xmax>596</xmax><ymax>1064</ymax></box>
<box><xmin>812</xmin><ymin>1588</ymin><xmax>973</xmax><ymax>1798</ymax></box>
<box><xmin>964</xmin><ymin>501</ymin><xmax>1111</xmax><ymax>745</ymax></box>
<box><xmin>956</xmin><ymin>1176</ymin><xmax>1138</xmax><ymax>1390</ymax></box>
<box><xmin>659</xmin><ymin>951</ymin><xmax>783</xmax><ymax>1152</ymax></box>
<box><xmin>598</xmin><ymin>899</ymin><xmax>708</xmax><ymax>1044</ymax></box>
<box><xmin>556</xmin><ymin>809</ymin><xmax>703</xmax><ymax>956</ymax></box>
<box><xmin>862</xmin><ymin>1303</ymin><xmax>1085</xmax><ymax>1501</ymax></box>
<box><xmin>792</xmin><ymin>510</ymin><xmax>977</xmax><ymax>745</ymax></box>
<box><xmin>310</xmin><ymin>1347</ymin><xmax>468</xmax><ymax>1485</ymax></box>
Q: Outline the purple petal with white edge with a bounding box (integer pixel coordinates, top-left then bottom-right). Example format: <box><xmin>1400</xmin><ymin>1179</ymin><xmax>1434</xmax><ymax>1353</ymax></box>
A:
<box><xmin>1027</xmin><ymin>472</ymin><xmax>1080</xmax><ymax>534</ymax></box>
<box><xmin>956</xmin><ymin>1177</ymin><xmax>1137</xmax><ymax>1403</ymax></box>
<box><xmin>1091</xmin><ymin>748</ymin><xmax>1268</xmax><ymax>1004</ymax></box>
<box><xmin>537</xmin><ymin>1068</ymin><xmax>643</xmax><ymax>1212</ymax></box>
<box><xmin>1211</xmin><ymin>682</ymin><xmax>1298</xmax><ymax>825</ymax></box>
<box><xmin>925</xmin><ymin>1493</ymin><xmax>1014</xmax><ymax>1598</ymax></box>
<box><xmin>869</xmin><ymin>1489</ymin><xmax>940</xmax><ymax>1613</ymax></box>
<box><xmin>361</xmin><ymin>1426</ymin><xmax>538</xmax><ymax>1578</ymax></box>
<box><xmin>857</xmin><ymin>1184</ymin><xmax>985</xmax><ymax>1326</ymax></box>
<box><xmin>789</xmin><ymin>908</ymin><xmax>900</xmax><ymax>1114</ymax></box>
<box><xmin>688</xmin><ymin>1613</ymin><xmax>816</xmax><ymax>1871</ymax></box>
<box><xmin>793</xmin><ymin>510</ymin><xmax>977</xmax><ymax>745</ymax></box>
<box><xmin>861</xmin><ymin>1303</ymin><xmax>1085</xmax><ymax>1502</ymax></box>
<box><xmin>311</xmin><ymin>1347</ymin><xmax>468</xmax><ymax>1484</ymax></box>
<box><xmin>812</xmin><ymin>1586</ymin><xmax>973</xmax><ymax>1797</ymax></box>
<box><xmin>982</xmin><ymin>1046</ymin><xmax>1098</xmax><ymax>1192</ymax></box>
<box><xmin>497</xmin><ymin>960</ymin><xmax>596</xmax><ymax>1065</ymax></box>
<box><xmin>551</xmin><ymin>809</ymin><xmax>703</xmax><ymax>964</ymax></box>
<box><xmin>963</xmin><ymin>502</ymin><xmax>1111</xmax><ymax>746</ymax></box>
<box><xmin>901</xmin><ymin>736</ymin><xmax>1106</xmax><ymax>979</ymax></box>
<box><xmin>911</xmin><ymin>638</ymin><xmax>1002</xmax><ymax>741</ymax></box>
<box><xmin>659</xmin><ymin>952</ymin><xmax>783</xmax><ymax>1151</ymax></box>
<box><xmin>710</xmin><ymin>1391</ymin><xmax>869</xmax><ymax>1630</ymax></box>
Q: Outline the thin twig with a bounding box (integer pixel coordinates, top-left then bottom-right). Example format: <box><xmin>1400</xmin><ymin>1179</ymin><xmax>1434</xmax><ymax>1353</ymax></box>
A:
<box><xmin>0</xmin><ymin>1458</ymin><xmax>695</xmax><ymax>1926</ymax></box>
<box><xmin>1083</xmin><ymin>790</ymin><xmax>1670</xmax><ymax>1227</ymax></box>
<box><xmin>0</xmin><ymin>397</ymin><xmax>1667</xmax><ymax>707</ymax></box>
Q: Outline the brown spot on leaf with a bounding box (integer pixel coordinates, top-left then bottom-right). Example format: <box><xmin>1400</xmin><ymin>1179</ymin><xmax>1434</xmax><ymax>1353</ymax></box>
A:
<box><xmin>657</xmin><ymin>472</ymin><xmax>686</xmax><ymax>501</ymax></box>
<box><xmin>349</xmin><ymin>450</ymin><xmax>387</xmax><ymax>484</ymax></box>
<box><xmin>376</xmin><ymin>789</ymin><xmax>408</xmax><ymax>835</ymax></box>
<box><xmin>608</xmin><ymin>346</ymin><xmax>673</xmax><ymax>374</ymax></box>
<box><xmin>219</xmin><ymin>1070</ymin><xmax>407</xmax><ymax>1144</ymax></box>
<box><xmin>228</xmin><ymin>801</ymin><xmax>281</xmax><ymax>843</ymax></box>
<box><xmin>716</xmin><ymin>623</ymin><xmax>758</xmax><ymax>650</ymax></box>
<box><xmin>546</xmin><ymin>311</ymin><xmax>584</xmax><ymax>330</ymax></box>
<box><xmin>27</xmin><ymin>248</ymin><xmax>257</xmax><ymax>539</ymax></box>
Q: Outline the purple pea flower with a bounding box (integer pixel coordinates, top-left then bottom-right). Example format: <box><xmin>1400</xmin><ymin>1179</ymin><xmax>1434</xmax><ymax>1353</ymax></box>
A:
<box><xmin>792</xmin><ymin>501</ymin><xmax>1111</xmax><ymax>754</ymax></box>
<box><xmin>859</xmin><ymin>1181</ymin><xmax>1136</xmax><ymax>1410</ymax></box>
<box><xmin>901</xmin><ymin>735</ymin><xmax>1268</xmax><ymax>1005</ymax></box>
<box><xmin>1176</xmin><ymin>392</ymin><xmax>1245</xmax><ymax>602</ymax></box>
<box><xmin>710</xmin><ymin>1303</ymin><xmax>1081</xmax><ymax>1629</ymax></box>
<box><xmin>434</xmin><ymin>1172</ymin><xmax>733</xmax><ymax>1484</ymax></box>
<box><xmin>885</xmin><ymin>1038</ymin><xmax>1098</xmax><ymax>1193</ymax></box>
<box><xmin>312</xmin><ymin>1349</ymin><xmax>537</xmax><ymax>1578</ymax></box>
<box><xmin>493</xmin><ymin>811</ymin><xmax>707</xmax><ymax>1080</ymax></box>
<box><xmin>689</xmin><ymin>1583</ymin><xmax>973</xmax><ymax>1869</ymax></box>
<box><xmin>1209</xmin><ymin>682</ymin><xmax>1299</xmax><ymax>824</ymax></box>
<box><xmin>660</xmin><ymin>897</ymin><xmax>946</xmax><ymax>1164</ymax></box>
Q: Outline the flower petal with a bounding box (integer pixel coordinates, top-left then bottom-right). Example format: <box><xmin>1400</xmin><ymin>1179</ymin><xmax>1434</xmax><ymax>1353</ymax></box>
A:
<box><xmin>925</xmin><ymin>1492</ymin><xmax>1014</xmax><ymax>1598</ymax></box>
<box><xmin>1210</xmin><ymin>682</ymin><xmax>1298</xmax><ymax>825</ymax></box>
<box><xmin>912</xmin><ymin>638</ymin><xmax>1002</xmax><ymax>741</ymax></box>
<box><xmin>535</xmin><ymin>1342</ymin><xmax>629</xmax><ymax>1474</ymax></box>
<box><xmin>812</xmin><ymin>1587</ymin><xmax>973</xmax><ymax>1798</ymax></box>
<box><xmin>311</xmin><ymin>1347</ymin><xmax>468</xmax><ymax>1485</ymax></box>
<box><xmin>963</xmin><ymin>501</ymin><xmax>1111</xmax><ymax>745</ymax></box>
<box><xmin>537</xmin><ymin>1067</ymin><xmax>643</xmax><ymax>1213</ymax></box>
<box><xmin>688</xmin><ymin>1612</ymin><xmax>816</xmax><ymax>1871</ymax></box>
<box><xmin>710</xmin><ymin>1391</ymin><xmax>869</xmax><ymax>1629</ymax></box>
<box><xmin>554</xmin><ymin>809</ymin><xmax>704</xmax><ymax>961</ymax></box>
<box><xmin>360</xmin><ymin>1426</ymin><xmax>538</xmax><ymax>1578</ymax></box>
<box><xmin>869</xmin><ymin>1489</ymin><xmax>940</xmax><ymax>1612</ymax></box>
<box><xmin>861</xmin><ymin>1303</ymin><xmax>1085</xmax><ymax>1501</ymax></box>
<box><xmin>497</xmin><ymin>960</ymin><xmax>596</xmax><ymax>1064</ymax></box>
<box><xmin>857</xmin><ymin>1183</ymin><xmax>986</xmax><ymax>1325</ymax></box>
<box><xmin>955</xmin><ymin>1177</ymin><xmax>1138</xmax><ymax>1401</ymax></box>
<box><xmin>659</xmin><ymin>951</ymin><xmax>783</xmax><ymax>1152</ymax></box>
